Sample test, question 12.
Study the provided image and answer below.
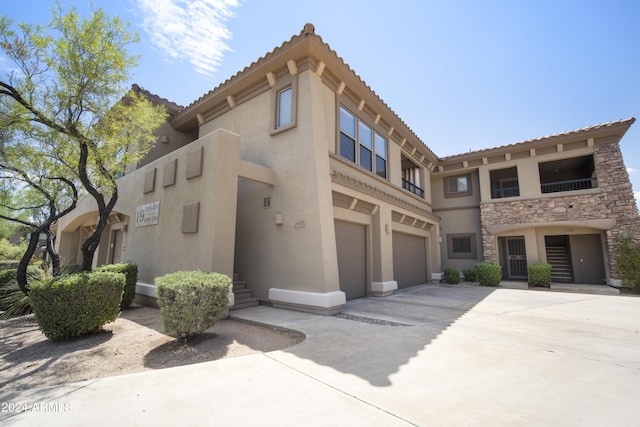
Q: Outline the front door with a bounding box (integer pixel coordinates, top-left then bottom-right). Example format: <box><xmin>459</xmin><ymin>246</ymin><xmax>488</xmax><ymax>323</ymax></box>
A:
<box><xmin>570</xmin><ymin>234</ymin><xmax>605</xmax><ymax>284</ymax></box>
<box><xmin>110</xmin><ymin>230</ymin><xmax>123</xmax><ymax>264</ymax></box>
<box><xmin>505</xmin><ymin>237</ymin><xmax>527</xmax><ymax>279</ymax></box>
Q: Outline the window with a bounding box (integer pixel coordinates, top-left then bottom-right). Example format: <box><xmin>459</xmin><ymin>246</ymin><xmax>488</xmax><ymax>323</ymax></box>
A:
<box><xmin>339</xmin><ymin>106</ymin><xmax>387</xmax><ymax>178</ymax></box>
<box><xmin>270</xmin><ymin>76</ymin><xmax>297</xmax><ymax>135</ymax></box>
<box><xmin>276</xmin><ymin>87</ymin><xmax>292</xmax><ymax>128</ymax></box>
<box><xmin>444</xmin><ymin>174</ymin><xmax>472</xmax><ymax>198</ymax></box>
<box><xmin>447</xmin><ymin>233</ymin><xmax>477</xmax><ymax>259</ymax></box>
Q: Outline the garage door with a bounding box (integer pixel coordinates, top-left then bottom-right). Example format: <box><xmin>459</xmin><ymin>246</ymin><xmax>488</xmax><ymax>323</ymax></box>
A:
<box><xmin>393</xmin><ymin>232</ymin><xmax>427</xmax><ymax>288</ymax></box>
<box><xmin>335</xmin><ymin>220</ymin><xmax>367</xmax><ymax>299</ymax></box>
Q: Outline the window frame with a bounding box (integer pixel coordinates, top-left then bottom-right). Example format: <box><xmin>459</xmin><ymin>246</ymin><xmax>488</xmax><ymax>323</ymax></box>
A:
<box><xmin>338</xmin><ymin>105</ymin><xmax>388</xmax><ymax>179</ymax></box>
<box><xmin>444</xmin><ymin>174</ymin><xmax>472</xmax><ymax>198</ymax></box>
<box><xmin>270</xmin><ymin>74</ymin><xmax>298</xmax><ymax>135</ymax></box>
<box><xmin>447</xmin><ymin>233</ymin><xmax>478</xmax><ymax>259</ymax></box>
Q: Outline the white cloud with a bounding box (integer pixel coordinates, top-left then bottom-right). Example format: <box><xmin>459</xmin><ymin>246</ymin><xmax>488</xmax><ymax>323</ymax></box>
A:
<box><xmin>136</xmin><ymin>0</ymin><xmax>239</xmax><ymax>76</ymax></box>
<box><xmin>627</xmin><ymin>167</ymin><xmax>637</xmax><ymax>174</ymax></box>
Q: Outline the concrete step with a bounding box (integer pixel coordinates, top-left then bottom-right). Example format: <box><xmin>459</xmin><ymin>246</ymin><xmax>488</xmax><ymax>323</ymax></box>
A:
<box><xmin>550</xmin><ymin>283</ymin><xmax>620</xmax><ymax>295</ymax></box>
<box><xmin>233</xmin><ymin>281</ymin><xmax>246</xmax><ymax>291</ymax></box>
<box><xmin>231</xmin><ymin>296</ymin><xmax>260</xmax><ymax>310</ymax></box>
<box><xmin>233</xmin><ymin>288</ymin><xmax>254</xmax><ymax>299</ymax></box>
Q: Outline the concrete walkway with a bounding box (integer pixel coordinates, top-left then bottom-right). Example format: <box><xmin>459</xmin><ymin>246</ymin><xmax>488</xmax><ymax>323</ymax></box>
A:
<box><xmin>1</xmin><ymin>284</ymin><xmax>639</xmax><ymax>426</ymax></box>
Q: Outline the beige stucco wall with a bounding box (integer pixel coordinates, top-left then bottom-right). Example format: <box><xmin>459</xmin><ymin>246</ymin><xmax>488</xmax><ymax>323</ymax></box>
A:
<box><xmin>105</xmin><ymin>129</ymin><xmax>240</xmax><ymax>283</ymax></box>
<box><xmin>431</xmin><ymin>170</ymin><xmax>482</xmax><ymax>272</ymax></box>
<box><xmin>196</xmin><ymin>69</ymin><xmax>340</xmax><ymax>301</ymax></box>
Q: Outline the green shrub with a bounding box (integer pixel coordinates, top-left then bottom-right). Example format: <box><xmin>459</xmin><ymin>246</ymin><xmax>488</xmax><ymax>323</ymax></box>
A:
<box><xmin>156</xmin><ymin>270</ymin><xmax>231</xmax><ymax>340</ymax></box>
<box><xmin>463</xmin><ymin>268</ymin><xmax>477</xmax><ymax>282</ymax></box>
<box><xmin>616</xmin><ymin>236</ymin><xmax>640</xmax><ymax>293</ymax></box>
<box><xmin>443</xmin><ymin>267</ymin><xmax>460</xmax><ymax>284</ymax></box>
<box><xmin>528</xmin><ymin>263</ymin><xmax>552</xmax><ymax>287</ymax></box>
<box><xmin>29</xmin><ymin>272</ymin><xmax>124</xmax><ymax>340</ymax></box>
<box><xmin>475</xmin><ymin>261</ymin><xmax>502</xmax><ymax>286</ymax></box>
<box><xmin>97</xmin><ymin>262</ymin><xmax>138</xmax><ymax>309</ymax></box>
<box><xmin>0</xmin><ymin>266</ymin><xmax>47</xmax><ymax>318</ymax></box>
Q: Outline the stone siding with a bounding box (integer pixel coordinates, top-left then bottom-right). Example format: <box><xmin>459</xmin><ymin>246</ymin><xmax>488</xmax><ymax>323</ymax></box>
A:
<box><xmin>480</xmin><ymin>141</ymin><xmax>640</xmax><ymax>279</ymax></box>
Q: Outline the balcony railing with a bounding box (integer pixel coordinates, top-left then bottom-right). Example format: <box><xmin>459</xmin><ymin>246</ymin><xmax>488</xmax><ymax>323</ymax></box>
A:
<box><xmin>491</xmin><ymin>186</ymin><xmax>520</xmax><ymax>199</ymax></box>
<box><xmin>402</xmin><ymin>178</ymin><xmax>425</xmax><ymax>198</ymax></box>
<box><xmin>541</xmin><ymin>177</ymin><xmax>597</xmax><ymax>194</ymax></box>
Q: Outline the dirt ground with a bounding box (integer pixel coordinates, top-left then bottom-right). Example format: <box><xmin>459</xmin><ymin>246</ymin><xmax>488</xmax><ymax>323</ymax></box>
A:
<box><xmin>0</xmin><ymin>305</ymin><xmax>304</xmax><ymax>394</ymax></box>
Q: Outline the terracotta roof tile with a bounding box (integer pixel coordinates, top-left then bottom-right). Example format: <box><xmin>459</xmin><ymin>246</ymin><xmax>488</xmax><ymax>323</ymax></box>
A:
<box><xmin>440</xmin><ymin>117</ymin><xmax>636</xmax><ymax>162</ymax></box>
<box><xmin>131</xmin><ymin>84</ymin><xmax>184</xmax><ymax>116</ymax></box>
<box><xmin>174</xmin><ymin>24</ymin><xmax>438</xmax><ymax>161</ymax></box>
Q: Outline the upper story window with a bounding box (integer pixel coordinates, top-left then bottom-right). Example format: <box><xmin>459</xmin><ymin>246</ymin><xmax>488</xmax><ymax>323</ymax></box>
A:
<box><xmin>490</xmin><ymin>167</ymin><xmax>520</xmax><ymax>199</ymax></box>
<box><xmin>538</xmin><ymin>155</ymin><xmax>597</xmax><ymax>194</ymax></box>
<box><xmin>444</xmin><ymin>174</ymin><xmax>472</xmax><ymax>198</ymax></box>
<box><xmin>270</xmin><ymin>75</ymin><xmax>297</xmax><ymax>135</ymax></box>
<box><xmin>339</xmin><ymin>106</ymin><xmax>387</xmax><ymax>179</ymax></box>
<box><xmin>276</xmin><ymin>87</ymin><xmax>292</xmax><ymax>128</ymax></box>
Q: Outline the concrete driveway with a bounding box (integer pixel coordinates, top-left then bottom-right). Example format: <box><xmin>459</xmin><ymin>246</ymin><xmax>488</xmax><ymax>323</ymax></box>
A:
<box><xmin>2</xmin><ymin>284</ymin><xmax>639</xmax><ymax>426</ymax></box>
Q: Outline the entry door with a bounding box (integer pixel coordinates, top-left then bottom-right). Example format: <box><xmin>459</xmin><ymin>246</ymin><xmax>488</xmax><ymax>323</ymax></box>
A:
<box><xmin>506</xmin><ymin>237</ymin><xmax>527</xmax><ymax>279</ymax></box>
<box><xmin>570</xmin><ymin>234</ymin><xmax>605</xmax><ymax>284</ymax></box>
<box><xmin>110</xmin><ymin>230</ymin><xmax>123</xmax><ymax>264</ymax></box>
<box><xmin>335</xmin><ymin>221</ymin><xmax>367</xmax><ymax>299</ymax></box>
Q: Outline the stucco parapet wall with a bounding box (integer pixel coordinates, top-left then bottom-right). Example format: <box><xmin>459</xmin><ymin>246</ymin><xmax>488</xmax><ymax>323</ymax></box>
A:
<box><xmin>330</xmin><ymin>157</ymin><xmax>437</xmax><ymax>222</ymax></box>
<box><xmin>268</xmin><ymin>288</ymin><xmax>346</xmax><ymax>315</ymax></box>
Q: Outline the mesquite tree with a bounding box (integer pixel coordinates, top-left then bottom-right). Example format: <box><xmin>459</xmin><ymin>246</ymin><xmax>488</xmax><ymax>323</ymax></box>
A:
<box><xmin>0</xmin><ymin>5</ymin><xmax>167</xmax><ymax>285</ymax></box>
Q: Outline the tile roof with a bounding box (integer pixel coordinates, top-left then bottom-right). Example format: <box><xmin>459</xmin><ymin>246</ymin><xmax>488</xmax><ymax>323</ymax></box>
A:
<box><xmin>131</xmin><ymin>84</ymin><xmax>184</xmax><ymax>116</ymax></box>
<box><xmin>440</xmin><ymin>117</ymin><xmax>636</xmax><ymax>162</ymax></box>
<box><xmin>173</xmin><ymin>24</ymin><xmax>438</xmax><ymax>161</ymax></box>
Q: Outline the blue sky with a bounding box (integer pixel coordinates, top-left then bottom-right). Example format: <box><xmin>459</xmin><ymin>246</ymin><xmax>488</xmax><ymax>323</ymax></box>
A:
<box><xmin>2</xmin><ymin>0</ymin><xmax>640</xmax><ymax>205</ymax></box>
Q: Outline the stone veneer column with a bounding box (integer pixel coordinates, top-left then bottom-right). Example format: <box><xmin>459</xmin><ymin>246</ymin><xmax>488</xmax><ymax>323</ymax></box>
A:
<box><xmin>594</xmin><ymin>142</ymin><xmax>640</xmax><ymax>279</ymax></box>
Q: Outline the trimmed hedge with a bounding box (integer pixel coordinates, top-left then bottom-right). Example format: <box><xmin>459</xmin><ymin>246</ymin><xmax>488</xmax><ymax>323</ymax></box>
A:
<box><xmin>475</xmin><ymin>261</ymin><xmax>502</xmax><ymax>286</ymax></box>
<box><xmin>528</xmin><ymin>263</ymin><xmax>552</xmax><ymax>287</ymax></box>
<box><xmin>463</xmin><ymin>268</ymin><xmax>477</xmax><ymax>282</ymax></box>
<box><xmin>29</xmin><ymin>272</ymin><xmax>124</xmax><ymax>340</ymax></box>
<box><xmin>444</xmin><ymin>267</ymin><xmax>460</xmax><ymax>284</ymax></box>
<box><xmin>156</xmin><ymin>270</ymin><xmax>231</xmax><ymax>340</ymax></box>
<box><xmin>97</xmin><ymin>263</ymin><xmax>138</xmax><ymax>309</ymax></box>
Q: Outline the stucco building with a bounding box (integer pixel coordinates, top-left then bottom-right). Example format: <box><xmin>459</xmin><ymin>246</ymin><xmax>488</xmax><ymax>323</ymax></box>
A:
<box><xmin>55</xmin><ymin>24</ymin><xmax>639</xmax><ymax>313</ymax></box>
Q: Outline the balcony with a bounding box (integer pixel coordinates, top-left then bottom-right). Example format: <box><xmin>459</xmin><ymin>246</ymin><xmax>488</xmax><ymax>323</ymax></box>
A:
<box><xmin>490</xmin><ymin>167</ymin><xmax>520</xmax><ymax>199</ymax></box>
<box><xmin>539</xmin><ymin>155</ymin><xmax>596</xmax><ymax>194</ymax></box>
<box><xmin>402</xmin><ymin>178</ymin><xmax>425</xmax><ymax>198</ymax></box>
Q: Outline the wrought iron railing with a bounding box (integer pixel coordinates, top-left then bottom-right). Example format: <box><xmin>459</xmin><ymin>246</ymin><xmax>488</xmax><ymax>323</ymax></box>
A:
<box><xmin>402</xmin><ymin>178</ymin><xmax>424</xmax><ymax>198</ymax></box>
<box><xmin>540</xmin><ymin>177</ymin><xmax>597</xmax><ymax>194</ymax></box>
<box><xmin>491</xmin><ymin>186</ymin><xmax>520</xmax><ymax>199</ymax></box>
